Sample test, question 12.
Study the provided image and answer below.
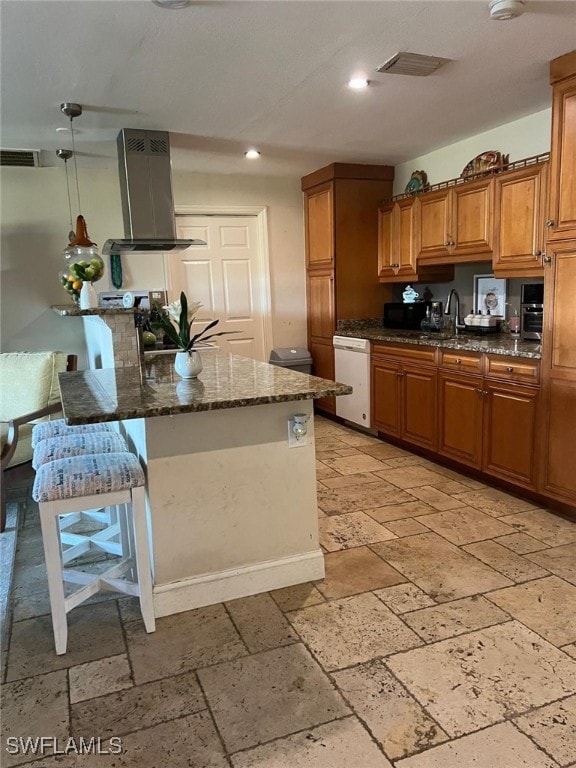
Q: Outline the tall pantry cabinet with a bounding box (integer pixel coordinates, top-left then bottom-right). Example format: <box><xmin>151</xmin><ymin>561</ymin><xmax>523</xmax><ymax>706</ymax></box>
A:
<box><xmin>302</xmin><ymin>163</ymin><xmax>394</xmax><ymax>414</ymax></box>
<box><xmin>540</xmin><ymin>50</ymin><xmax>576</xmax><ymax>508</ymax></box>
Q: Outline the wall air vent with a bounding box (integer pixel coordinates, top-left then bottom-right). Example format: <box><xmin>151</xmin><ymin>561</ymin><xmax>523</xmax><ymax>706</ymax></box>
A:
<box><xmin>376</xmin><ymin>52</ymin><xmax>451</xmax><ymax>77</ymax></box>
<box><xmin>0</xmin><ymin>149</ymin><xmax>40</xmax><ymax>167</ymax></box>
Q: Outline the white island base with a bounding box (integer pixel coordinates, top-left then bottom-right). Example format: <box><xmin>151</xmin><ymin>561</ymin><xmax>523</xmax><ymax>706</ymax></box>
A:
<box><xmin>120</xmin><ymin>399</ymin><xmax>323</xmax><ymax>617</ymax></box>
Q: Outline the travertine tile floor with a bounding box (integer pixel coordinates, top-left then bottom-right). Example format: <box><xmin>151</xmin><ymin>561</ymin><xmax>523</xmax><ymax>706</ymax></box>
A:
<box><xmin>2</xmin><ymin>415</ymin><xmax>576</xmax><ymax>767</ymax></box>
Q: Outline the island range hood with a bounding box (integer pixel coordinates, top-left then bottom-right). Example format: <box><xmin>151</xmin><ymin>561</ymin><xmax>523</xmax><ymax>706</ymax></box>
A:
<box><xmin>103</xmin><ymin>129</ymin><xmax>205</xmax><ymax>255</ymax></box>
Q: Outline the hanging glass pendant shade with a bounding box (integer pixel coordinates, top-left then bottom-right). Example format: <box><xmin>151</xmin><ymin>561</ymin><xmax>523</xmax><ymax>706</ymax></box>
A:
<box><xmin>56</xmin><ymin>103</ymin><xmax>104</xmax><ymax>305</ymax></box>
<box><xmin>59</xmin><ymin>216</ymin><xmax>105</xmax><ymax>304</ymax></box>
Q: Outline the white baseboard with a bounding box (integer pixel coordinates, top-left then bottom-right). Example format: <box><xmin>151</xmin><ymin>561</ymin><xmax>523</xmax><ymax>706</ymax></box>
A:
<box><xmin>152</xmin><ymin>550</ymin><xmax>325</xmax><ymax>617</ymax></box>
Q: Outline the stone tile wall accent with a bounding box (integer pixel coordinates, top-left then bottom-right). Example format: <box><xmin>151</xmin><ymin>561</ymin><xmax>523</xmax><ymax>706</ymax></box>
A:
<box><xmin>103</xmin><ymin>313</ymin><xmax>141</xmax><ymax>369</ymax></box>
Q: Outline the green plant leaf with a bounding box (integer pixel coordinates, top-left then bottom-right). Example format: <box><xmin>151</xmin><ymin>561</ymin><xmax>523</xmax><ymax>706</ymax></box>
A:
<box><xmin>179</xmin><ymin>292</ymin><xmax>189</xmax><ymax>348</ymax></box>
<box><xmin>151</xmin><ymin>301</ymin><xmax>182</xmax><ymax>348</ymax></box>
<box><xmin>187</xmin><ymin>330</ymin><xmax>240</xmax><ymax>350</ymax></box>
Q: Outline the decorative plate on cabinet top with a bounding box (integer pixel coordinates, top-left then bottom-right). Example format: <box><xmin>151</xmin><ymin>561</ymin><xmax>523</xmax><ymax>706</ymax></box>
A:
<box><xmin>404</xmin><ymin>170</ymin><xmax>430</xmax><ymax>194</ymax></box>
<box><xmin>460</xmin><ymin>151</ymin><xmax>509</xmax><ymax>179</ymax></box>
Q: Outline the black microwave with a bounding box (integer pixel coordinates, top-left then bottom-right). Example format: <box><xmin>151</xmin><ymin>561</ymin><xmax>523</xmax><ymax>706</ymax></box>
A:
<box><xmin>383</xmin><ymin>302</ymin><xmax>431</xmax><ymax>330</ymax></box>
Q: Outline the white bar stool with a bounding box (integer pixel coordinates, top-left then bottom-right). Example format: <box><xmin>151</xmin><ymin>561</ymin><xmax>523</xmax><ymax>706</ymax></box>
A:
<box><xmin>31</xmin><ymin>419</ymin><xmax>115</xmax><ymax>449</ymax></box>
<box><xmin>33</xmin><ymin>452</ymin><xmax>155</xmax><ymax>655</ymax></box>
<box><xmin>32</xmin><ymin>432</ymin><xmax>130</xmax><ymax>562</ymax></box>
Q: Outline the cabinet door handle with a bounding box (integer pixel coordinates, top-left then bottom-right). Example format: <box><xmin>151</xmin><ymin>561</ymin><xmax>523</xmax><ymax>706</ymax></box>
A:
<box><xmin>545</xmin><ymin>219</ymin><xmax>555</xmax><ymax>227</ymax></box>
<box><xmin>543</xmin><ymin>254</ymin><xmax>552</xmax><ymax>264</ymax></box>
<box><xmin>533</xmin><ymin>250</ymin><xmax>541</xmax><ymax>257</ymax></box>
<box><xmin>506</xmin><ymin>366</ymin><xmax>514</xmax><ymax>373</ymax></box>
<box><xmin>454</xmin><ymin>358</ymin><xmax>462</xmax><ymax>365</ymax></box>
<box><xmin>476</xmin><ymin>388</ymin><xmax>484</xmax><ymax>396</ymax></box>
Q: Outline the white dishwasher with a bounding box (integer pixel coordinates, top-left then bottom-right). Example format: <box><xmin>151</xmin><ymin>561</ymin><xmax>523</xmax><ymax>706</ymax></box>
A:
<box><xmin>333</xmin><ymin>335</ymin><xmax>371</xmax><ymax>428</ymax></box>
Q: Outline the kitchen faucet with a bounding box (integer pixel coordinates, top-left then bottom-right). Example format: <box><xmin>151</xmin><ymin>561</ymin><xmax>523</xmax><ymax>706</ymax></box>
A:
<box><xmin>445</xmin><ymin>288</ymin><xmax>466</xmax><ymax>334</ymax></box>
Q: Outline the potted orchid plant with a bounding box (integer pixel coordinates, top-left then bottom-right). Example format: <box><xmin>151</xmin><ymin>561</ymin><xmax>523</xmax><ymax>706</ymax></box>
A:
<box><xmin>151</xmin><ymin>292</ymin><xmax>237</xmax><ymax>378</ymax></box>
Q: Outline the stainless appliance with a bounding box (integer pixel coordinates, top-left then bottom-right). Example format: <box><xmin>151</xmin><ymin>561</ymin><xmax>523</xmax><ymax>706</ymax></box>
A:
<box><xmin>383</xmin><ymin>301</ymin><xmax>431</xmax><ymax>330</ymax></box>
<box><xmin>103</xmin><ymin>129</ymin><xmax>206</xmax><ymax>255</ymax></box>
<box><xmin>520</xmin><ymin>283</ymin><xmax>544</xmax><ymax>340</ymax></box>
<box><xmin>333</xmin><ymin>336</ymin><xmax>371</xmax><ymax>428</ymax></box>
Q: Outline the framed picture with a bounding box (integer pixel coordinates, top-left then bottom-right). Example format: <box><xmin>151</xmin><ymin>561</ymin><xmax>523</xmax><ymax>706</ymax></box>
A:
<box><xmin>474</xmin><ymin>274</ymin><xmax>507</xmax><ymax>316</ymax></box>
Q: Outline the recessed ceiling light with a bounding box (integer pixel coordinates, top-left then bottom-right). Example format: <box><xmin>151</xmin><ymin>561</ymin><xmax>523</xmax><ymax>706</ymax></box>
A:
<box><xmin>151</xmin><ymin>0</ymin><xmax>192</xmax><ymax>9</ymax></box>
<box><xmin>347</xmin><ymin>78</ymin><xmax>369</xmax><ymax>89</ymax></box>
<box><xmin>245</xmin><ymin>149</ymin><xmax>261</xmax><ymax>159</ymax></box>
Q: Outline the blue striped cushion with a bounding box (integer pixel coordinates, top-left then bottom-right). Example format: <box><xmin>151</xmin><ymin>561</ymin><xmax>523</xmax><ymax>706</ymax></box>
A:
<box><xmin>32</xmin><ymin>432</ymin><xmax>128</xmax><ymax>469</ymax></box>
<box><xmin>31</xmin><ymin>419</ymin><xmax>114</xmax><ymax>448</ymax></box>
<box><xmin>33</xmin><ymin>453</ymin><xmax>145</xmax><ymax>503</ymax></box>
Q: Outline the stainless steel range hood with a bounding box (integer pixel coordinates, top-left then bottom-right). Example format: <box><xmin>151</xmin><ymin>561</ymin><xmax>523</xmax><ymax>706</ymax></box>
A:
<box><xmin>103</xmin><ymin>129</ymin><xmax>205</xmax><ymax>255</ymax></box>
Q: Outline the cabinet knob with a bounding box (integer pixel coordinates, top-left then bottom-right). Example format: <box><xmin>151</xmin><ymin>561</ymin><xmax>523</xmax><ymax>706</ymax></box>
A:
<box><xmin>454</xmin><ymin>358</ymin><xmax>461</xmax><ymax>364</ymax></box>
<box><xmin>545</xmin><ymin>219</ymin><xmax>555</xmax><ymax>227</ymax></box>
<box><xmin>533</xmin><ymin>250</ymin><xmax>541</xmax><ymax>257</ymax></box>
<box><xmin>543</xmin><ymin>254</ymin><xmax>552</xmax><ymax>264</ymax></box>
<box><xmin>476</xmin><ymin>388</ymin><xmax>484</xmax><ymax>395</ymax></box>
<box><xmin>445</xmin><ymin>239</ymin><xmax>455</xmax><ymax>248</ymax></box>
<box><xmin>506</xmin><ymin>366</ymin><xmax>514</xmax><ymax>373</ymax></box>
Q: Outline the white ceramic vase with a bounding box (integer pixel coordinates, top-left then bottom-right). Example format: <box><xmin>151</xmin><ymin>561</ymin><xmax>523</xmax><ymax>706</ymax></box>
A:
<box><xmin>79</xmin><ymin>281</ymin><xmax>98</xmax><ymax>310</ymax></box>
<box><xmin>174</xmin><ymin>350</ymin><xmax>203</xmax><ymax>379</ymax></box>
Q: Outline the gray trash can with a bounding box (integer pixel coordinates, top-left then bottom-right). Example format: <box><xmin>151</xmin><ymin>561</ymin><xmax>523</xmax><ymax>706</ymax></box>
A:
<box><xmin>269</xmin><ymin>347</ymin><xmax>313</xmax><ymax>375</ymax></box>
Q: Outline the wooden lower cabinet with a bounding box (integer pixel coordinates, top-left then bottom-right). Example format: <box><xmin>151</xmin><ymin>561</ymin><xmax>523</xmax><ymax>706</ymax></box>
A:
<box><xmin>438</xmin><ymin>372</ymin><xmax>483</xmax><ymax>468</ymax></box>
<box><xmin>373</xmin><ymin>345</ymin><xmax>541</xmax><ymax>492</ymax></box>
<box><xmin>402</xmin><ymin>366</ymin><xmax>437</xmax><ymax>450</ymax></box>
<box><xmin>483</xmin><ymin>381</ymin><xmax>539</xmax><ymax>489</ymax></box>
<box><xmin>541</xmin><ymin>378</ymin><xmax>576</xmax><ymax>503</ymax></box>
<box><xmin>371</xmin><ymin>359</ymin><xmax>401</xmax><ymax>437</ymax></box>
<box><xmin>371</xmin><ymin>357</ymin><xmax>436</xmax><ymax>450</ymax></box>
<box><xmin>310</xmin><ymin>340</ymin><xmax>335</xmax><ymax>414</ymax></box>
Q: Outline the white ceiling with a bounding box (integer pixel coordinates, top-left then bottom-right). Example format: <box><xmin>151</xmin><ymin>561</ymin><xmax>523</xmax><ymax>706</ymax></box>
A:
<box><xmin>1</xmin><ymin>0</ymin><xmax>576</xmax><ymax>177</ymax></box>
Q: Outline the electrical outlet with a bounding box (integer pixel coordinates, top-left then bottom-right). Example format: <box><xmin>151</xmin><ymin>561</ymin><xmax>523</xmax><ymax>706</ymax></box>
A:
<box><xmin>288</xmin><ymin>418</ymin><xmax>308</xmax><ymax>448</ymax></box>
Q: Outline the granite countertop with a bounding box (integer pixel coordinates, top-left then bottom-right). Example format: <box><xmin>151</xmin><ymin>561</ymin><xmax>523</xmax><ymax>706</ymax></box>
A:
<box><xmin>52</xmin><ymin>305</ymin><xmax>142</xmax><ymax>316</ymax></box>
<box><xmin>58</xmin><ymin>350</ymin><xmax>352</xmax><ymax>425</ymax></box>
<box><xmin>336</xmin><ymin>320</ymin><xmax>541</xmax><ymax>359</ymax></box>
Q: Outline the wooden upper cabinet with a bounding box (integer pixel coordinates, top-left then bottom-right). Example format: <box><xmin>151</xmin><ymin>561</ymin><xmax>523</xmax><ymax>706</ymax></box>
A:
<box><xmin>416</xmin><ymin>189</ymin><xmax>450</xmax><ymax>259</ymax></box>
<box><xmin>378</xmin><ymin>199</ymin><xmax>417</xmax><ymax>281</ymax></box>
<box><xmin>493</xmin><ymin>163</ymin><xmax>548</xmax><ymax>276</ymax></box>
<box><xmin>451</xmin><ymin>178</ymin><xmax>494</xmax><ymax>257</ymax></box>
<box><xmin>547</xmin><ymin>54</ymin><xmax>576</xmax><ymax>242</ymax></box>
<box><xmin>307</xmin><ymin>270</ymin><xmax>335</xmax><ymax>341</ymax></box>
<box><xmin>417</xmin><ymin>178</ymin><xmax>494</xmax><ymax>263</ymax></box>
<box><xmin>305</xmin><ymin>183</ymin><xmax>334</xmax><ymax>269</ymax></box>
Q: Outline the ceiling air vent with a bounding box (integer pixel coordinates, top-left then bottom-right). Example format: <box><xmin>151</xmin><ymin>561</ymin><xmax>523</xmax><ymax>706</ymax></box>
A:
<box><xmin>0</xmin><ymin>149</ymin><xmax>40</xmax><ymax>167</ymax></box>
<box><xmin>376</xmin><ymin>52</ymin><xmax>451</xmax><ymax>77</ymax></box>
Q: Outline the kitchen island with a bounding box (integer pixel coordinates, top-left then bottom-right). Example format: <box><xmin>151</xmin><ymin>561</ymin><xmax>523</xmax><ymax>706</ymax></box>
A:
<box><xmin>57</xmin><ymin>351</ymin><xmax>351</xmax><ymax>617</ymax></box>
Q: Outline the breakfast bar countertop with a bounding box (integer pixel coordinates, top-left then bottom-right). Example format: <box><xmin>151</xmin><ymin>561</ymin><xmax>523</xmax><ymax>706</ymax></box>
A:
<box><xmin>58</xmin><ymin>350</ymin><xmax>352</xmax><ymax>425</ymax></box>
<box><xmin>336</xmin><ymin>320</ymin><xmax>542</xmax><ymax>359</ymax></box>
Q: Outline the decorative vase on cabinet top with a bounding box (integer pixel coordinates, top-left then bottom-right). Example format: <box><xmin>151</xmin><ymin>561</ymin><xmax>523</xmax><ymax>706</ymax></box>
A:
<box><xmin>174</xmin><ymin>350</ymin><xmax>203</xmax><ymax>379</ymax></box>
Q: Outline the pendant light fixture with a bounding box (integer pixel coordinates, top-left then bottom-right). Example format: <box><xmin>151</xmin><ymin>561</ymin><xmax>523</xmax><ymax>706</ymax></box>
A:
<box><xmin>56</xmin><ymin>148</ymin><xmax>75</xmax><ymax>243</ymax></box>
<box><xmin>58</xmin><ymin>102</ymin><xmax>105</xmax><ymax>309</ymax></box>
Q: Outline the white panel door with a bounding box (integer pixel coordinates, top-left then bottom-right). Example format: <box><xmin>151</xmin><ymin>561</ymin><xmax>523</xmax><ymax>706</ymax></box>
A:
<box><xmin>169</xmin><ymin>215</ymin><xmax>266</xmax><ymax>361</ymax></box>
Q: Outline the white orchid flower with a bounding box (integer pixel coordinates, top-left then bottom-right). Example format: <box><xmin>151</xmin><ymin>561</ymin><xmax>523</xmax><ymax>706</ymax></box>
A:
<box><xmin>187</xmin><ymin>300</ymin><xmax>203</xmax><ymax>319</ymax></box>
<box><xmin>162</xmin><ymin>300</ymin><xmax>182</xmax><ymax>324</ymax></box>
<box><xmin>162</xmin><ymin>299</ymin><xmax>204</xmax><ymax>324</ymax></box>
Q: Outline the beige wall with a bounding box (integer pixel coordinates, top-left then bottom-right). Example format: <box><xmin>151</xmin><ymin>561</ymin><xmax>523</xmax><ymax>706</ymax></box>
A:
<box><xmin>393</xmin><ymin>108</ymin><xmax>551</xmax><ymax>195</ymax></box>
<box><xmin>0</xmin><ymin>166</ymin><xmax>123</xmax><ymax>366</ymax></box>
